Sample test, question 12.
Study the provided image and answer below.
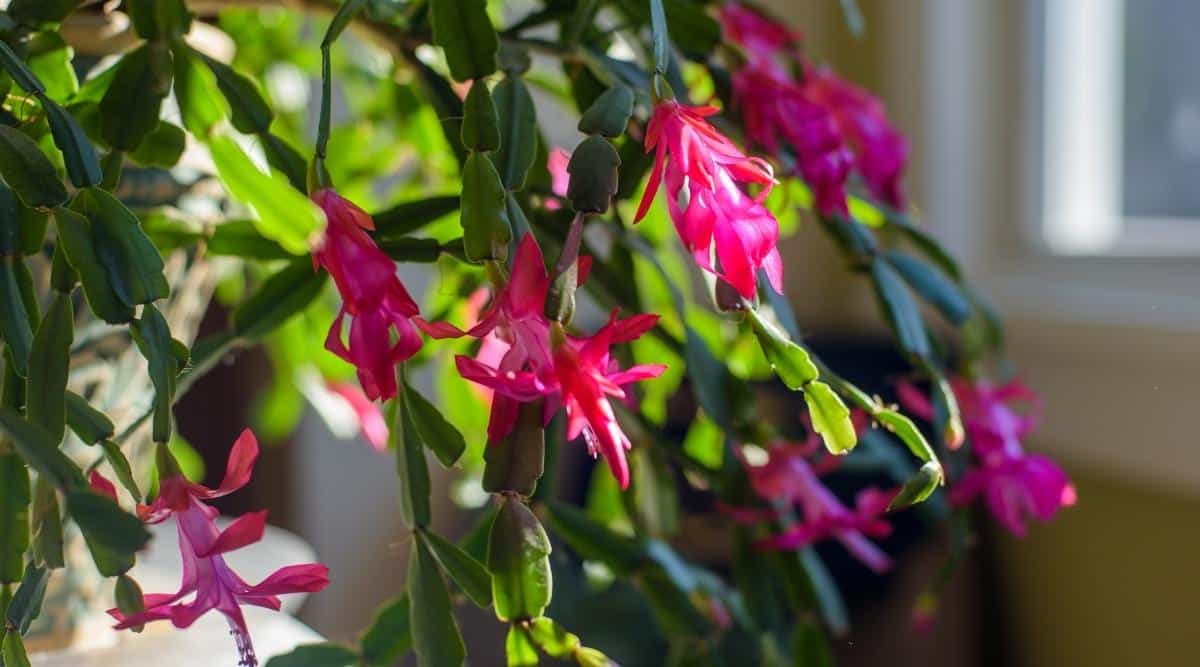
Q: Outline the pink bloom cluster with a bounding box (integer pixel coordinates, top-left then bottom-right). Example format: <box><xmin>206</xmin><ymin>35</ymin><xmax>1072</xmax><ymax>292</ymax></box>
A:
<box><xmin>636</xmin><ymin>100</ymin><xmax>784</xmax><ymax>300</ymax></box>
<box><xmin>311</xmin><ymin>189</ymin><xmax>443</xmax><ymax>402</ymax></box>
<box><xmin>718</xmin><ymin>3</ymin><xmax>909</xmax><ymax>215</ymax></box>
<box><xmin>723</xmin><ymin>414</ymin><xmax>896</xmax><ymax>573</ymax></box>
<box><xmin>107</xmin><ymin>431</ymin><xmax>329</xmax><ymax>666</ymax></box>
<box><xmin>449</xmin><ymin>235</ymin><xmax>665</xmax><ymax>489</ymax></box>
<box><xmin>898</xmin><ymin>378</ymin><xmax>1076</xmax><ymax>536</ymax></box>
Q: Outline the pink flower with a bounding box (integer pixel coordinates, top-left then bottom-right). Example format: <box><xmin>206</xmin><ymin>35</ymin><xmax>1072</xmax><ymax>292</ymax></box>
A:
<box><xmin>727</xmin><ymin>438</ymin><xmax>894</xmax><ymax>573</ymax></box>
<box><xmin>325</xmin><ymin>381</ymin><xmax>389</xmax><ymax>451</ymax></box>
<box><xmin>450</xmin><ymin>234</ymin><xmax>666</xmax><ymax>488</ymax></box>
<box><xmin>312</xmin><ymin>188</ymin><xmax>444</xmax><ymax>402</ymax></box>
<box><xmin>547</xmin><ymin>314</ymin><xmax>666</xmax><ymax>489</ymax></box>
<box><xmin>730</xmin><ymin>65</ymin><xmax>855</xmax><ymax>217</ymax></box>
<box><xmin>545</xmin><ymin>147</ymin><xmax>571</xmax><ymax>210</ymax></box>
<box><xmin>802</xmin><ymin>67</ymin><xmax>909</xmax><ymax>211</ymax></box>
<box><xmin>898</xmin><ymin>379</ymin><xmax>1077</xmax><ymax>536</ymax></box>
<box><xmin>718</xmin><ymin>3</ymin><xmax>802</xmax><ymax>64</ymax></box>
<box><xmin>635</xmin><ymin>100</ymin><xmax>784</xmax><ymax>300</ymax></box>
<box><xmin>109</xmin><ymin>431</ymin><xmax>330</xmax><ymax>666</ymax></box>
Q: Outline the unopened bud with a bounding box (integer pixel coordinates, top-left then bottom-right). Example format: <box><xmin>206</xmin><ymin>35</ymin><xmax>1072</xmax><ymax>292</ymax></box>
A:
<box><xmin>115</xmin><ymin>575</ymin><xmax>146</xmax><ymax>633</ymax></box>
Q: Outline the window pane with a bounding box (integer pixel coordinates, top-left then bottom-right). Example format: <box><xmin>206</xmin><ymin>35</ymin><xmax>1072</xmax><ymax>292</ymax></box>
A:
<box><xmin>1122</xmin><ymin>0</ymin><xmax>1200</xmax><ymax>219</ymax></box>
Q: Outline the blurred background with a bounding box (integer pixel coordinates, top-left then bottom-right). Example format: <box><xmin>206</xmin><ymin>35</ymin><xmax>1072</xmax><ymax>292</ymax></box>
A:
<box><xmin>159</xmin><ymin>1</ymin><xmax>1200</xmax><ymax>665</ymax></box>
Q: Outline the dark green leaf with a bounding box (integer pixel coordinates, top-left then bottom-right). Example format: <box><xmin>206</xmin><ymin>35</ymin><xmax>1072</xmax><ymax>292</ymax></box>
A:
<box><xmin>129</xmin><ymin>121</ymin><xmax>186</xmax><ymax>168</ymax></box>
<box><xmin>460</xmin><ymin>152</ymin><xmax>509</xmax><ymax>262</ymax></box>
<box><xmin>8</xmin><ymin>0</ymin><xmax>79</xmax><ymax>25</ymax></box>
<box><xmin>100</xmin><ymin>440</ymin><xmax>142</xmax><ymax>500</ymax></box>
<box><xmin>99</xmin><ymin>44</ymin><xmax>171</xmax><ymax>150</ymax></box>
<box><xmin>322</xmin><ymin>0</ymin><xmax>367</xmax><ymax>46</ymax></box>
<box><xmin>260</xmin><ymin>132</ymin><xmax>308</xmax><ymax>192</ymax></box>
<box><xmin>732</xmin><ymin>528</ymin><xmax>783</xmax><ymax>630</ymax></box>
<box><xmin>684</xmin><ymin>327</ymin><xmax>734</xmax><ymax>431</ymax></box>
<box><xmin>208</xmin><ymin>220</ymin><xmax>296</xmax><ymax>261</ymax></box>
<box><xmin>565</xmin><ymin>135</ymin><xmax>620</xmax><ymax>213</ymax></box>
<box><xmin>263</xmin><ymin>643</ymin><xmax>359</xmax><ymax>667</ymax></box>
<box><xmin>65</xmin><ymin>392</ymin><xmax>114</xmax><ymax>445</ymax></box>
<box><xmin>6</xmin><ymin>563</ymin><xmax>49</xmax><ymax>634</ymax></box>
<box><xmin>0</xmin><ymin>41</ymin><xmax>45</xmax><ymax>94</ymax></box>
<box><xmin>198</xmin><ymin>53</ymin><xmax>273</xmax><ymax>134</ymax></box>
<box><xmin>482</xmin><ymin>400</ymin><xmax>544</xmax><ymax>497</ymax></box>
<box><xmin>31</xmin><ymin>476</ymin><xmax>63</xmax><ymax>569</ymax></box>
<box><xmin>372</xmin><ymin>195</ymin><xmax>460</xmax><ymax>237</ymax></box>
<box><xmin>394</xmin><ymin>394</ymin><xmax>432</xmax><ymax>528</ymax></box>
<box><xmin>408</xmin><ymin>538</ymin><xmax>466</xmax><ymax>667</ymax></box>
<box><xmin>803</xmin><ymin>380</ymin><xmax>856</xmax><ymax>455</ymax></box>
<box><xmin>505</xmin><ymin>626</ymin><xmax>538</xmax><ymax>667</ymax></box>
<box><xmin>545</xmin><ymin>501</ymin><xmax>644</xmax><ymax>574</ymax></box>
<box><xmin>359</xmin><ymin>595</ymin><xmax>411</xmax><ymax>666</ymax></box>
<box><xmin>418</xmin><ymin>529</ymin><xmax>492</xmax><ymax>608</ymax></box>
<box><xmin>461</xmin><ymin>81</ymin><xmax>500</xmax><ymax>152</ymax></box>
<box><xmin>648</xmin><ymin>0</ymin><xmax>670</xmax><ymax>73</ymax></box>
<box><xmin>232</xmin><ymin>259</ymin><xmax>328</xmax><ymax>341</ymax></box>
<box><xmin>208</xmin><ymin>135</ymin><xmax>324</xmax><ymax>255</ymax></box>
<box><xmin>0</xmin><ymin>126</ymin><xmax>67</xmax><ymax>208</ymax></box>
<box><xmin>130</xmin><ymin>304</ymin><xmax>178</xmax><ymax>443</ymax></box>
<box><xmin>0</xmin><ymin>407</ymin><xmax>82</xmax><ymax>489</ymax></box>
<box><xmin>578</xmin><ymin>84</ymin><xmax>634</xmax><ymax>138</ymax></box>
<box><xmin>43</xmin><ymin>99</ymin><xmax>101</xmax><ymax>188</ymax></box>
<box><xmin>127</xmin><ymin>0</ymin><xmax>191</xmax><ymax>39</ymax></box>
<box><xmin>430</xmin><ymin>0</ymin><xmax>498</xmax><ymax>82</ymax></box>
<box><xmin>376</xmin><ymin>236</ymin><xmax>442</xmax><ymax>263</ymax></box>
<box><xmin>639</xmin><ymin>568</ymin><xmax>711</xmax><ymax>636</ymax></box>
<box><xmin>798</xmin><ymin>548</ymin><xmax>848</xmax><ymax>636</ymax></box>
<box><xmin>487</xmin><ymin>498</ymin><xmax>552</xmax><ymax>621</ymax></box>
<box><xmin>886</xmin><ymin>251</ymin><xmax>971</xmax><ymax>325</ymax></box>
<box><xmin>614</xmin><ymin>0</ymin><xmax>720</xmax><ymax>60</ymax></box>
<box><xmin>493</xmin><ymin>77</ymin><xmax>537</xmax><ymax>190</ymax></box>
<box><xmin>25</xmin><ymin>293</ymin><xmax>72</xmax><ymax>441</ymax></box>
<box><xmin>1</xmin><ymin>632</ymin><xmax>31</xmax><ymax>667</ymax></box>
<box><xmin>889</xmin><ymin>217</ymin><xmax>961</xmax><ymax>281</ymax></box>
<box><xmin>792</xmin><ymin>621</ymin><xmax>834</xmax><ymax>667</ymax></box>
<box><xmin>67</xmin><ymin>490</ymin><xmax>150</xmax><ymax>555</ymax></box>
<box><xmin>403</xmin><ymin>383</ymin><xmax>466</xmax><ymax>468</ymax></box>
<box><xmin>54</xmin><ymin>207</ymin><xmax>134</xmax><ymax>323</ymax></box>
<box><xmin>170</xmin><ymin>43</ymin><xmax>228</xmax><ymax>137</ymax></box>
<box><xmin>871</xmin><ymin>256</ymin><xmax>931</xmax><ymax>359</ymax></box>
<box><xmin>0</xmin><ymin>454</ymin><xmax>30</xmax><ymax>583</ymax></box>
<box><xmin>0</xmin><ymin>258</ymin><xmax>34</xmax><ymax>376</ymax></box>
<box><xmin>73</xmin><ymin>188</ymin><xmax>169</xmax><ymax>307</ymax></box>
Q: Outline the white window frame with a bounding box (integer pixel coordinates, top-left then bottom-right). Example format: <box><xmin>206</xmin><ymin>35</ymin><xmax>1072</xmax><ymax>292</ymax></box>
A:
<box><xmin>919</xmin><ymin>0</ymin><xmax>1200</xmax><ymax>494</ymax></box>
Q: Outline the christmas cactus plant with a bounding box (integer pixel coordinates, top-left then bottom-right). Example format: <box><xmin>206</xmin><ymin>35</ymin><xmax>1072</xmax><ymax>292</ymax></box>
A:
<box><xmin>0</xmin><ymin>1</ymin><xmax>1075</xmax><ymax>666</ymax></box>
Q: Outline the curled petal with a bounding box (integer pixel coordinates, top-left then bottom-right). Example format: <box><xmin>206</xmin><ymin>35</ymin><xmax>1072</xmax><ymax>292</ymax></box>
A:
<box><xmin>198</xmin><ymin>510</ymin><xmax>268</xmax><ymax>558</ymax></box>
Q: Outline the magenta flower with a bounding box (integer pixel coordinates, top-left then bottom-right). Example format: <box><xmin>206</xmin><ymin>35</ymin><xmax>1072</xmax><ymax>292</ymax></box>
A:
<box><xmin>898</xmin><ymin>379</ymin><xmax>1077</xmax><ymax>536</ymax></box>
<box><xmin>545</xmin><ymin>147</ymin><xmax>571</xmax><ymax>210</ymax></box>
<box><xmin>635</xmin><ymin>100</ymin><xmax>784</xmax><ymax>300</ymax></box>
<box><xmin>802</xmin><ymin>67</ymin><xmax>909</xmax><ymax>211</ymax></box>
<box><xmin>326</xmin><ymin>380</ymin><xmax>389</xmax><ymax>452</ymax></box>
<box><xmin>450</xmin><ymin>235</ymin><xmax>665</xmax><ymax>488</ymax></box>
<box><xmin>312</xmin><ymin>188</ymin><xmax>444</xmax><ymax>402</ymax></box>
<box><xmin>730</xmin><ymin>65</ymin><xmax>855</xmax><ymax>217</ymax></box>
<box><xmin>109</xmin><ymin>430</ymin><xmax>330</xmax><ymax>666</ymax></box>
<box><xmin>726</xmin><ymin>434</ymin><xmax>894</xmax><ymax>574</ymax></box>
<box><xmin>718</xmin><ymin>3</ymin><xmax>802</xmax><ymax>63</ymax></box>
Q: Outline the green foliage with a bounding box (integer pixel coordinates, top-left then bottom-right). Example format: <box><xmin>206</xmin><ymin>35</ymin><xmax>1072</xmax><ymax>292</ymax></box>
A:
<box><xmin>408</xmin><ymin>537</ymin><xmax>467</xmax><ymax>667</ymax></box>
<box><xmin>488</xmin><ymin>498</ymin><xmax>552</xmax><ymax>621</ymax></box>
<box><xmin>430</xmin><ymin>0</ymin><xmax>498</xmax><ymax>82</ymax></box>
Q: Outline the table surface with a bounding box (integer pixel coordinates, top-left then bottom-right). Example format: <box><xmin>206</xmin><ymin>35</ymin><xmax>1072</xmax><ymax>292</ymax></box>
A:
<box><xmin>31</xmin><ymin>520</ymin><xmax>326</xmax><ymax>666</ymax></box>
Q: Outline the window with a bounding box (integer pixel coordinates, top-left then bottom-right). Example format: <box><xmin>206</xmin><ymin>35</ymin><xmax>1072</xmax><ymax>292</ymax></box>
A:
<box><xmin>1040</xmin><ymin>0</ymin><xmax>1200</xmax><ymax>255</ymax></box>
